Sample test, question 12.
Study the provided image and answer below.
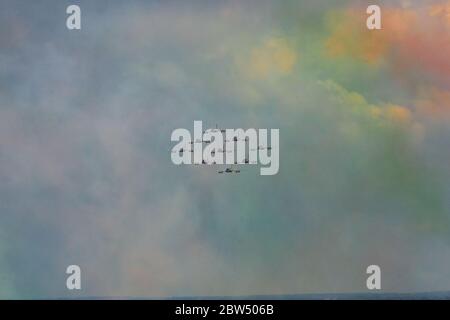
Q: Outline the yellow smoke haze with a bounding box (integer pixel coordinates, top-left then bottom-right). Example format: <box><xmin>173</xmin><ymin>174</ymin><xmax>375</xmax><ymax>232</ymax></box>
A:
<box><xmin>244</xmin><ymin>37</ymin><xmax>297</xmax><ymax>79</ymax></box>
<box><xmin>429</xmin><ymin>1</ymin><xmax>450</xmax><ymax>26</ymax></box>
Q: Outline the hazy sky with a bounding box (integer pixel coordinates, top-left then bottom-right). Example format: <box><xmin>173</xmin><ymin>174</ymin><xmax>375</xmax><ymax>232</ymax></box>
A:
<box><xmin>1</xmin><ymin>0</ymin><xmax>450</xmax><ymax>298</ymax></box>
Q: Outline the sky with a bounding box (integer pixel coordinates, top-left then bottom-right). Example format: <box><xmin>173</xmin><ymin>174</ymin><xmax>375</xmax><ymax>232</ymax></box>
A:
<box><xmin>1</xmin><ymin>0</ymin><xmax>450</xmax><ymax>298</ymax></box>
